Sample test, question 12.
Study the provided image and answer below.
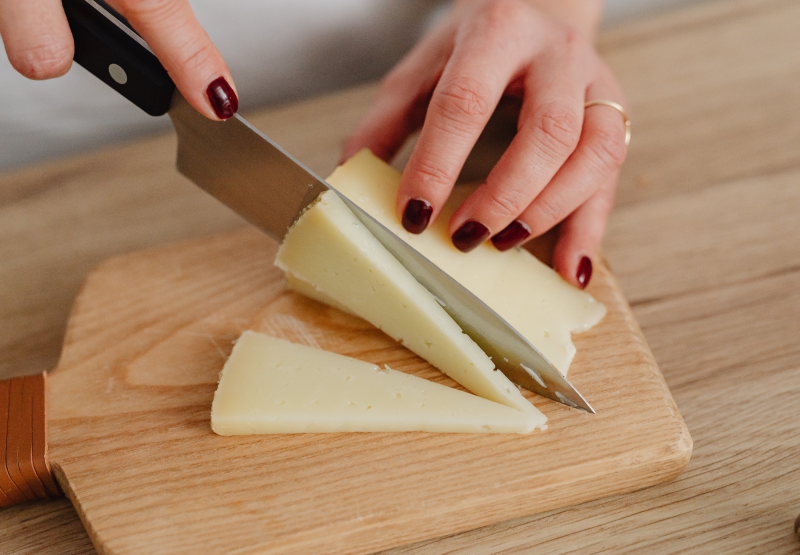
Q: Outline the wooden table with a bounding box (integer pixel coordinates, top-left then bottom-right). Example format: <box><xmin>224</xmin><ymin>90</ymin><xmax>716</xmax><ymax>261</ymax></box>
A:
<box><xmin>2</xmin><ymin>0</ymin><xmax>799</xmax><ymax>552</ymax></box>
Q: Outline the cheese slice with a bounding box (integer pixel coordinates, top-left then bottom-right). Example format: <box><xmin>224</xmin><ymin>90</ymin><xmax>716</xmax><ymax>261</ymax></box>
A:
<box><xmin>275</xmin><ymin>190</ymin><xmax>534</xmax><ymax>413</ymax></box>
<box><xmin>324</xmin><ymin>150</ymin><xmax>606</xmax><ymax>376</ymax></box>
<box><xmin>211</xmin><ymin>331</ymin><xmax>546</xmax><ymax>434</ymax></box>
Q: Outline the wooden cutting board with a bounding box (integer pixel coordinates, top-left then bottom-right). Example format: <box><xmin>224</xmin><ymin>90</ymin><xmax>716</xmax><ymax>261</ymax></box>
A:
<box><xmin>4</xmin><ymin>227</ymin><xmax>691</xmax><ymax>555</ymax></box>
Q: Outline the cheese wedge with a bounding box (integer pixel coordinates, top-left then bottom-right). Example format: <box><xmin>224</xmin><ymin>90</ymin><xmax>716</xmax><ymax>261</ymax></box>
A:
<box><xmin>211</xmin><ymin>332</ymin><xmax>546</xmax><ymax>434</ymax></box>
<box><xmin>324</xmin><ymin>150</ymin><xmax>606</xmax><ymax>376</ymax></box>
<box><xmin>275</xmin><ymin>190</ymin><xmax>533</xmax><ymax>412</ymax></box>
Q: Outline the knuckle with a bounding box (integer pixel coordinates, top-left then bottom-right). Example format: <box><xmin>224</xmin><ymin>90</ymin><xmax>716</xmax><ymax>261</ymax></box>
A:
<box><xmin>531</xmin><ymin>195</ymin><xmax>565</xmax><ymax>234</ymax></box>
<box><xmin>559</xmin><ymin>26</ymin><xmax>590</xmax><ymax>55</ymax></box>
<box><xmin>480</xmin><ymin>0</ymin><xmax>527</xmax><ymax>31</ymax></box>
<box><xmin>486</xmin><ymin>187</ymin><xmax>522</xmax><ymax>219</ymax></box>
<box><xmin>529</xmin><ymin>103</ymin><xmax>582</xmax><ymax>158</ymax></box>
<box><xmin>433</xmin><ymin>76</ymin><xmax>493</xmax><ymax>128</ymax></box>
<box><xmin>588</xmin><ymin>128</ymin><xmax>627</xmax><ymax>171</ymax></box>
<box><xmin>175</xmin><ymin>37</ymin><xmax>215</xmax><ymax>73</ymax></box>
<box><xmin>120</xmin><ymin>0</ymin><xmax>216</xmax><ymax>73</ymax></box>
<box><xmin>11</xmin><ymin>39</ymin><xmax>72</xmax><ymax>79</ymax></box>
<box><xmin>412</xmin><ymin>156</ymin><xmax>454</xmax><ymax>189</ymax></box>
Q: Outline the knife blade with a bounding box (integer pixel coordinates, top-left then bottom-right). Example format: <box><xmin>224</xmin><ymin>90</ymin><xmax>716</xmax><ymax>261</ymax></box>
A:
<box><xmin>62</xmin><ymin>0</ymin><xmax>594</xmax><ymax>413</ymax></box>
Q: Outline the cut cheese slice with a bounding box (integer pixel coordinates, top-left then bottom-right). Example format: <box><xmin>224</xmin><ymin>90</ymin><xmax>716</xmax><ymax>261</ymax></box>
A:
<box><xmin>325</xmin><ymin>150</ymin><xmax>607</xmax><ymax>376</ymax></box>
<box><xmin>211</xmin><ymin>331</ymin><xmax>546</xmax><ymax>434</ymax></box>
<box><xmin>275</xmin><ymin>190</ymin><xmax>534</xmax><ymax>413</ymax></box>
<box><xmin>284</xmin><ymin>272</ymin><xmax>354</xmax><ymax>316</ymax></box>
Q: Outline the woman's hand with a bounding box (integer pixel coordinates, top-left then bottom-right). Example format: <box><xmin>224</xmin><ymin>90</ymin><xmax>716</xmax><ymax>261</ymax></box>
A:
<box><xmin>0</xmin><ymin>0</ymin><xmax>237</xmax><ymax>120</ymax></box>
<box><xmin>342</xmin><ymin>0</ymin><xmax>628</xmax><ymax>289</ymax></box>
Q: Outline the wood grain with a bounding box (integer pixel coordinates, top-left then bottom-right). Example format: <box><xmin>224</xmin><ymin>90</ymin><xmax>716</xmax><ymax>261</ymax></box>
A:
<box><xmin>39</xmin><ymin>227</ymin><xmax>687</xmax><ymax>555</ymax></box>
<box><xmin>2</xmin><ymin>0</ymin><xmax>800</xmax><ymax>552</ymax></box>
<box><xmin>603</xmin><ymin>0</ymin><xmax>800</xmax><ymax>208</ymax></box>
<box><xmin>0</xmin><ymin>85</ymin><xmax>375</xmax><ymax>381</ymax></box>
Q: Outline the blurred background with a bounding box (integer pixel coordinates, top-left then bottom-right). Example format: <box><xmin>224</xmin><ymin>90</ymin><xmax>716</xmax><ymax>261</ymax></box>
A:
<box><xmin>0</xmin><ymin>0</ymin><xmax>699</xmax><ymax>172</ymax></box>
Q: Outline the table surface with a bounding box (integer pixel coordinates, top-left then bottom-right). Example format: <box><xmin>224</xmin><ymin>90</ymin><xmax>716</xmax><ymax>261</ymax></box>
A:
<box><xmin>1</xmin><ymin>0</ymin><xmax>799</xmax><ymax>553</ymax></box>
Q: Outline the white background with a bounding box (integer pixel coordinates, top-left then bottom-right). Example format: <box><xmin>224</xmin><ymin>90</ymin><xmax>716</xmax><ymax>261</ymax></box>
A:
<box><xmin>0</xmin><ymin>0</ymin><xmax>699</xmax><ymax>171</ymax></box>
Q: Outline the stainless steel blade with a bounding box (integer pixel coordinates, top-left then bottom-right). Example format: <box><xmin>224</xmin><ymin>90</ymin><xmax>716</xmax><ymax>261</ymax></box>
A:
<box><xmin>350</xmin><ymin>206</ymin><xmax>594</xmax><ymax>414</ymax></box>
<box><xmin>168</xmin><ymin>93</ymin><xmax>594</xmax><ymax>413</ymax></box>
<box><xmin>169</xmin><ymin>94</ymin><xmax>328</xmax><ymax>240</ymax></box>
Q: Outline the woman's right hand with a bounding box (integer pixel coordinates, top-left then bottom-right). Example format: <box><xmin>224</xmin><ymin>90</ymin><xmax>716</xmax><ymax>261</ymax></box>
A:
<box><xmin>0</xmin><ymin>0</ymin><xmax>238</xmax><ymax>120</ymax></box>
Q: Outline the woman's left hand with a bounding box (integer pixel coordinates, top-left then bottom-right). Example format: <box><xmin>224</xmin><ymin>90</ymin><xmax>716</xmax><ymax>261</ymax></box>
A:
<box><xmin>341</xmin><ymin>0</ymin><xmax>628</xmax><ymax>289</ymax></box>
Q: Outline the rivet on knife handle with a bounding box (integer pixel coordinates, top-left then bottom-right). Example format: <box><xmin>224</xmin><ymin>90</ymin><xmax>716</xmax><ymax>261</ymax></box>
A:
<box><xmin>62</xmin><ymin>0</ymin><xmax>175</xmax><ymax>115</ymax></box>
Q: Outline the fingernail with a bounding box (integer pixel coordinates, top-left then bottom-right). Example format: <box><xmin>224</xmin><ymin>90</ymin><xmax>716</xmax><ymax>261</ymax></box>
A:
<box><xmin>576</xmin><ymin>256</ymin><xmax>593</xmax><ymax>289</ymax></box>
<box><xmin>206</xmin><ymin>77</ymin><xmax>238</xmax><ymax>120</ymax></box>
<box><xmin>491</xmin><ymin>220</ymin><xmax>531</xmax><ymax>252</ymax></box>
<box><xmin>452</xmin><ymin>220</ymin><xmax>490</xmax><ymax>253</ymax></box>
<box><xmin>402</xmin><ymin>198</ymin><xmax>433</xmax><ymax>234</ymax></box>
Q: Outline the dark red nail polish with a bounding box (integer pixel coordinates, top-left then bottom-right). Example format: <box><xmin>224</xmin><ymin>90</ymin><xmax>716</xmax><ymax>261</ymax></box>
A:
<box><xmin>576</xmin><ymin>256</ymin><xmax>593</xmax><ymax>289</ymax></box>
<box><xmin>206</xmin><ymin>77</ymin><xmax>238</xmax><ymax>120</ymax></box>
<box><xmin>491</xmin><ymin>220</ymin><xmax>531</xmax><ymax>252</ymax></box>
<box><xmin>402</xmin><ymin>198</ymin><xmax>433</xmax><ymax>234</ymax></box>
<box><xmin>452</xmin><ymin>220</ymin><xmax>490</xmax><ymax>253</ymax></box>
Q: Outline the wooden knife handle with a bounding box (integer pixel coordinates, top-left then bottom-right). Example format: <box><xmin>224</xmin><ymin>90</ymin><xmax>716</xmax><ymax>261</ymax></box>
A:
<box><xmin>0</xmin><ymin>373</ymin><xmax>61</xmax><ymax>507</ymax></box>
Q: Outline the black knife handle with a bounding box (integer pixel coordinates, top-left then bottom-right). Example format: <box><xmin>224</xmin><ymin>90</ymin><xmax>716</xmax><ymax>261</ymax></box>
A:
<box><xmin>62</xmin><ymin>0</ymin><xmax>175</xmax><ymax>116</ymax></box>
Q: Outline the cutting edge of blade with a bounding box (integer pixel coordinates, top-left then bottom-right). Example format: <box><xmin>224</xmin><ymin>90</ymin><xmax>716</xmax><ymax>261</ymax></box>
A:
<box><xmin>183</xmin><ymin>103</ymin><xmax>594</xmax><ymax>413</ymax></box>
<box><xmin>551</xmin><ymin>374</ymin><xmax>595</xmax><ymax>414</ymax></box>
<box><xmin>487</xmin><ymin>336</ymin><xmax>596</xmax><ymax>414</ymax></box>
<box><xmin>335</xmin><ymin>193</ymin><xmax>595</xmax><ymax>413</ymax></box>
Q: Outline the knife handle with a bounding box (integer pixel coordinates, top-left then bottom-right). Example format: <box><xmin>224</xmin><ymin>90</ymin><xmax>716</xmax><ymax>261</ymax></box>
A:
<box><xmin>62</xmin><ymin>0</ymin><xmax>175</xmax><ymax>116</ymax></box>
<box><xmin>0</xmin><ymin>373</ymin><xmax>61</xmax><ymax>507</ymax></box>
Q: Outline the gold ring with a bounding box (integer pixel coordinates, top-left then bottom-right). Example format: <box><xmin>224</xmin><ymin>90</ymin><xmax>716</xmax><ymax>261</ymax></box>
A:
<box><xmin>584</xmin><ymin>100</ymin><xmax>631</xmax><ymax>146</ymax></box>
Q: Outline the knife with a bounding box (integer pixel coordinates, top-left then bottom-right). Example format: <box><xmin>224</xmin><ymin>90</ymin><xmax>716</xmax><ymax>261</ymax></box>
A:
<box><xmin>61</xmin><ymin>0</ymin><xmax>594</xmax><ymax>413</ymax></box>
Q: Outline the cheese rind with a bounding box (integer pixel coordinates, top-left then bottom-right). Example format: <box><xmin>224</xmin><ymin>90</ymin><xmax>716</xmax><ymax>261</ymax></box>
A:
<box><xmin>211</xmin><ymin>332</ymin><xmax>546</xmax><ymax>434</ymax></box>
<box><xmin>325</xmin><ymin>150</ymin><xmax>606</xmax><ymax>376</ymax></box>
<box><xmin>275</xmin><ymin>191</ymin><xmax>534</xmax><ymax>413</ymax></box>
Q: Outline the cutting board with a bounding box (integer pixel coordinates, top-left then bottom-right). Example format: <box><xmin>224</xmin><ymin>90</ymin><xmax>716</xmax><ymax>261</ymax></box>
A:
<box><xmin>1</xmin><ymin>227</ymin><xmax>691</xmax><ymax>555</ymax></box>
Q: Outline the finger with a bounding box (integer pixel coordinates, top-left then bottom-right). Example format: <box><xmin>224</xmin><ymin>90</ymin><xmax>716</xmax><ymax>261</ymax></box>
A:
<box><xmin>340</xmin><ymin>19</ymin><xmax>455</xmax><ymax>164</ymax></box>
<box><xmin>508</xmin><ymin>66</ymin><xmax>628</xmax><ymax>242</ymax></box>
<box><xmin>397</xmin><ymin>3</ymin><xmax>536</xmax><ymax>236</ymax></box>
<box><xmin>551</xmin><ymin>170</ymin><xmax>618</xmax><ymax>289</ymax></box>
<box><xmin>0</xmin><ymin>0</ymin><xmax>73</xmax><ymax>79</ymax></box>
<box><xmin>448</xmin><ymin>34</ymin><xmax>589</xmax><ymax>251</ymax></box>
<box><xmin>113</xmin><ymin>0</ymin><xmax>237</xmax><ymax>120</ymax></box>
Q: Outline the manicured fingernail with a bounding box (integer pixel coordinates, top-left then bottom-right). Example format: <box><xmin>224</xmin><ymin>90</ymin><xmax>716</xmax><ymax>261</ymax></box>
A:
<box><xmin>402</xmin><ymin>198</ymin><xmax>433</xmax><ymax>234</ymax></box>
<box><xmin>491</xmin><ymin>220</ymin><xmax>531</xmax><ymax>252</ymax></box>
<box><xmin>452</xmin><ymin>220</ymin><xmax>490</xmax><ymax>253</ymax></box>
<box><xmin>206</xmin><ymin>77</ymin><xmax>238</xmax><ymax>120</ymax></box>
<box><xmin>576</xmin><ymin>256</ymin><xmax>593</xmax><ymax>289</ymax></box>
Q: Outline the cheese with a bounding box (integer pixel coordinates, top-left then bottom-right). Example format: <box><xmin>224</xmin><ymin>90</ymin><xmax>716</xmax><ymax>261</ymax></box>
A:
<box><xmin>324</xmin><ymin>150</ymin><xmax>606</xmax><ymax>376</ymax></box>
<box><xmin>275</xmin><ymin>190</ymin><xmax>534</xmax><ymax>413</ymax></box>
<box><xmin>211</xmin><ymin>332</ymin><xmax>546</xmax><ymax>434</ymax></box>
<box><xmin>284</xmin><ymin>272</ymin><xmax>354</xmax><ymax>316</ymax></box>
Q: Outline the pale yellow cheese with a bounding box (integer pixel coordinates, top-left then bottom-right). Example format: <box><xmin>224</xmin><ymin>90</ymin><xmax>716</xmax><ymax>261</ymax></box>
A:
<box><xmin>211</xmin><ymin>331</ymin><xmax>546</xmax><ymax>434</ymax></box>
<box><xmin>275</xmin><ymin>190</ymin><xmax>534</xmax><ymax>413</ymax></box>
<box><xmin>284</xmin><ymin>272</ymin><xmax>354</xmax><ymax>316</ymax></box>
<box><xmin>324</xmin><ymin>150</ymin><xmax>606</xmax><ymax>376</ymax></box>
